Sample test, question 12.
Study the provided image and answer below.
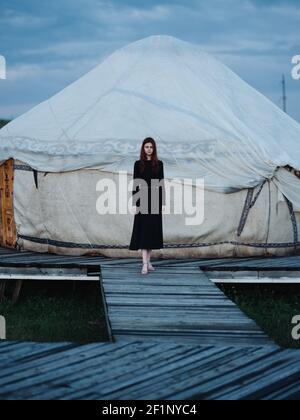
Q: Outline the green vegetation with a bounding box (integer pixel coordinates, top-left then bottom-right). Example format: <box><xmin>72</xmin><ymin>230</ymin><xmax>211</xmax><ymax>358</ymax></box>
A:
<box><xmin>0</xmin><ymin>119</ymin><xmax>10</xmax><ymax>129</ymax></box>
<box><xmin>2</xmin><ymin>273</ymin><xmax>299</xmax><ymax>348</ymax></box>
<box><xmin>0</xmin><ymin>281</ymin><xmax>109</xmax><ymax>343</ymax></box>
<box><xmin>219</xmin><ymin>283</ymin><xmax>300</xmax><ymax>348</ymax></box>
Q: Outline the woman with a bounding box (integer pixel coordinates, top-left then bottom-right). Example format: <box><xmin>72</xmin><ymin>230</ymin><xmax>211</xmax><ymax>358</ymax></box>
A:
<box><xmin>129</xmin><ymin>137</ymin><xmax>165</xmax><ymax>275</ymax></box>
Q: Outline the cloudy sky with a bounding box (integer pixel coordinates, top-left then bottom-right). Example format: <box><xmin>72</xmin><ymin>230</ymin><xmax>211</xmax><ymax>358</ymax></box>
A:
<box><xmin>0</xmin><ymin>0</ymin><xmax>299</xmax><ymax>122</ymax></box>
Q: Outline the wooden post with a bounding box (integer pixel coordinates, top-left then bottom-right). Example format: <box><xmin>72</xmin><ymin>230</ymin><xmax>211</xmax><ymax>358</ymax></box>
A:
<box><xmin>12</xmin><ymin>280</ymin><xmax>23</xmax><ymax>304</ymax></box>
<box><xmin>0</xmin><ymin>281</ymin><xmax>6</xmax><ymax>303</ymax></box>
<box><xmin>0</xmin><ymin>159</ymin><xmax>17</xmax><ymax>248</ymax></box>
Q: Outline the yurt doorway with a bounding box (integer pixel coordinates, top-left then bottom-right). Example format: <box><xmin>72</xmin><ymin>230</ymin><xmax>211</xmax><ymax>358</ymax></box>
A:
<box><xmin>0</xmin><ymin>158</ymin><xmax>17</xmax><ymax>248</ymax></box>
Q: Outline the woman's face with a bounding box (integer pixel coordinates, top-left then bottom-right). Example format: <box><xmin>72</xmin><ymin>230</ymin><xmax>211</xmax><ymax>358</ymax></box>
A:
<box><xmin>144</xmin><ymin>142</ymin><xmax>154</xmax><ymax>158</ymax></box>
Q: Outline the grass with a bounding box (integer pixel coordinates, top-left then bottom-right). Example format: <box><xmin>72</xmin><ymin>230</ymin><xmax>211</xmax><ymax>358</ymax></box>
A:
<box><xmin>219</xmin><ymin>283</ymin><xmax>300</xmax><ymax>348</ymax></box>
<box><xmin>2</xmin><ymin>271</ymin><xmax>300</xmax><ymax>348</ymax></box>
<box><xmin>0</xmin><ymin>280</ymin><xmax>109</xmax><ymax>343</ymax></box>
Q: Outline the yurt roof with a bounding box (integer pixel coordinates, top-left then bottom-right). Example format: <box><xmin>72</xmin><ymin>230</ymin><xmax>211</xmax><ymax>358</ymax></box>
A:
<box><xmin>1</xmin><ymin>35</ymin><xmax>300</xmax><ymax>202</ymax></box>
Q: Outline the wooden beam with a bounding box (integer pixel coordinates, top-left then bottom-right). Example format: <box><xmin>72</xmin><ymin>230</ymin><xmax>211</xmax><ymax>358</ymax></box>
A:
<box><xmin>0</xmin><ymin>274</ymin><xmax>100</xmax><ymax>281</ymax></box>
<box><xmin>206</xmin><ymin>269</ymin><xmax>300</xmax><ymax>284</ymax></box>
<box><xmin>0</xmin><ymin>159</ymin><xmax>17</xmax><ymax>248</ymax></box>
<box><xmin>211</xmin><ymin>277</ymin><xmax>300</xmax><ymax>284</ymax></box>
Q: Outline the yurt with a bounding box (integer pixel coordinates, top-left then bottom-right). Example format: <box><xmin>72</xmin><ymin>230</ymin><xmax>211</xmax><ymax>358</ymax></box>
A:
<box><xmin>1</xmin><ymin>35</ymin><xmax>300</xmax><ymax>258</ymax></box>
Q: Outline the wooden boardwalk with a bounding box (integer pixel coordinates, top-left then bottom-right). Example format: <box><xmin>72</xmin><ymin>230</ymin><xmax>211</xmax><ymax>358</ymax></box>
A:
<box><xmin>0</xmin><ymin>338</ymin><xmax>300</xmax><ymax>400</ymax></box>
<box><xmin>199</xmin><ymin>255</ymin><xmax>300</xmax><ymax>270</ymax></box>
<box><xmin>1</xmin><ymin>246</ymin><xmax>300</xmax><ymax>399</ymax></box>
<box><xmin>100</xmin><ymin>260</ymin><xmax>272</xmax><ymax>346</ymax></box>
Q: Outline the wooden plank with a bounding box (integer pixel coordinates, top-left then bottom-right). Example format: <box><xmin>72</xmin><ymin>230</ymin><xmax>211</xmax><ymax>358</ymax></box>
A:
<box><xmin>211</xmin><ymin>277</ymin><xmax>300</xmax><ymax>284</ymax></box>
<box><xmin>1</xmin><ymin>338</ymin><xmax>300</xmax><ymax>400</ymax></box>
<box><xmin>201</xmin><ymin>256</ymin><xmax>300</xmax><ymax>270</ymax></box>
<box><xmin>207</xmin><ymin>269</ymin><xmax>300</xmax><ymax>284</ymax></box>
<box><xmin>0</xmin><ymin>274</ymin><xmax>99</xmax><ymax>281</ymax></box>
<box><xmin>2</xmin><ymin>244</ymin><xmax>300</xmax><ymax>271</ymax></box>
<box><xmin>0</xmin><ymin>159</ymin><xmax>17</xmax><ymax>248</ymax></box>
<box><xmin>100</xmin><ymin>264</ymin><xmax>273</xmax><ymax>346</ymax></box>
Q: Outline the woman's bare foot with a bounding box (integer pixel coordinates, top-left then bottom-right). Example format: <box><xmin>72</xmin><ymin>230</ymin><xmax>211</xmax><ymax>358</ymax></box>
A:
<box><xmin>147</xmin><ymin>262</ymin><xmax>155</xmax><ymax>271</ymax></box>
<box><xmin>141</xmin><ymin>263</ymin><xmax>148</xmax><ymax>275</ymax></box>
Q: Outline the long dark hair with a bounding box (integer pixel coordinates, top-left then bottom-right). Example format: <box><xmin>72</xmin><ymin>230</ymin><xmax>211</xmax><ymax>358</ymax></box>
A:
<box><xmin>139</xmin><ymin>137</ymin><xmax>159</xmax><ymax>175</ymax></box>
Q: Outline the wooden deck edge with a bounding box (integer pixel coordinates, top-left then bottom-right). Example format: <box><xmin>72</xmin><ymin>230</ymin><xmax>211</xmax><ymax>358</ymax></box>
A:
<box><xmin>99</xmin><ymin>266</ymin><xmax>115</xmax><ymax>343</ymax></box>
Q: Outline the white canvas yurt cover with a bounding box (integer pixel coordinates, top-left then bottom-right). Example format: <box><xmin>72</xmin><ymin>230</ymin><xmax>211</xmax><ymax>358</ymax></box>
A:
<box><xmin>1</xmin><ymin>35</ymin><xmax>300</xmax><ymax>258</ymax></box>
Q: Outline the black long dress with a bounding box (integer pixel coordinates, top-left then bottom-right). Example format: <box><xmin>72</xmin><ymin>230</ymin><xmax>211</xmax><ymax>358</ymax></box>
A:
<box><xmin>129</xmin><ymin>159</ymin><xmax>165</xmax><ymax>250</ymax></box>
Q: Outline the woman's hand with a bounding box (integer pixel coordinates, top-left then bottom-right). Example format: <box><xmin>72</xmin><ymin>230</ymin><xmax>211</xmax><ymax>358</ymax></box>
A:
<box><xmin>132</xmin><ymin>206</ymin><xmax>139</xmax><ymax>215</ymax></box>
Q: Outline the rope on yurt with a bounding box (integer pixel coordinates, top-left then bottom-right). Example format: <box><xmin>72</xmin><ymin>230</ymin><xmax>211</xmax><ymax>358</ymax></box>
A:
<box><xmin>283</xmin><ymin>194</ymin><xmax>298</xmax><ymax>250</ymax></box>
<box><xmin>237</xmin><ymin>189</ymin><xmax>253</xmax><ymax>237</ymax></box>
<box><xmin>16</xmin><ymin>233</ymin><xmax>300</xmax><ymax>249</ymax></box>
<box><xmin>237</xmin><ymin>180</ymin><xmax>267</xmax><ymax>237</ymax></box>
<box><xmin>265</xmin><ymin>180</ymin><xmax>271</xmax><ymax>246</ymax></box>
<box><xmin>34</xmin><ymin>171</ymin><xmax>52</xmax><ymax>250</ymax></box>
<box><xmin>33</xmin><ymin>170</ymin><xmax>38</xmax><ymax>189</ymax></box>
